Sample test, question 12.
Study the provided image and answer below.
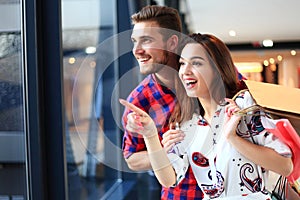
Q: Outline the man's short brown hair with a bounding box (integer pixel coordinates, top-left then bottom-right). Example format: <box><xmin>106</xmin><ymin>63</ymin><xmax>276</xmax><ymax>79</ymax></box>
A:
<box><xmin>131</xmin><ymin>5</ymin><xmax>182</xmax><ymax>40</ymax></box>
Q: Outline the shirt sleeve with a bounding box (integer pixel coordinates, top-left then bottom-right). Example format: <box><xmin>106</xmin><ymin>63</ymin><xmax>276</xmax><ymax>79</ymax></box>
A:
<box><xmin>121</xmin><ymin>101</ymin><xmax>147</xmax><ymax>159</ymax></box>
<box><xmin>121</xmin><ymin>75</ymin><xmax>175</xmax><ymax>159</ymax></box>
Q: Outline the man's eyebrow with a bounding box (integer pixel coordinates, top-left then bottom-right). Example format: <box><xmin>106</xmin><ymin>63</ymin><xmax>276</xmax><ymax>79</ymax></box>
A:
<box><xmin>141</xmin><ymin>35</ymin><xmax>155</xmax><ymax>40</ymax></box>
<box><xmin>131</xmin><ymin>35</ymin><xmax>154</xmax><ymax>40</ymax></box>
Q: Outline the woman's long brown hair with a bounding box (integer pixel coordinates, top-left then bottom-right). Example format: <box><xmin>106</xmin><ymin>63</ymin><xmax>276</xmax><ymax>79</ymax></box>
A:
<box><xmin>169</xmin><ymin>33</ymin><xmax>247</xmax><ymax>125</ymax></box>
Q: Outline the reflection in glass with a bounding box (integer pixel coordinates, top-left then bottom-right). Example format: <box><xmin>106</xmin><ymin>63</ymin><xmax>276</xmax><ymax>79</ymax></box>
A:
<box><xmin>0</xmin><ymin>0</ymin><xmax>26</xmax><ymax>198</ymax></box>
<box><xmin>62</xmin><ymin>0</ymin><xmax>113</xmax><ymax>199</ymax></box>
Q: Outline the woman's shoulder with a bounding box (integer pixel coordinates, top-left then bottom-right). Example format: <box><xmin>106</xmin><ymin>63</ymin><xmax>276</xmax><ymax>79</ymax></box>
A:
<box><xmin>179</xmin><ymin>113</ymin><xmax>200</xmax><ymax>129</ymax></box>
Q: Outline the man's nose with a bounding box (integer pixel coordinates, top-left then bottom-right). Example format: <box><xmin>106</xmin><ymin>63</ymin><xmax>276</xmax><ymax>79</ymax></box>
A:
<box><xmin>133</xmin><ymin>43</ymin><xmax>144</xmax><ymax>55</ymax></box>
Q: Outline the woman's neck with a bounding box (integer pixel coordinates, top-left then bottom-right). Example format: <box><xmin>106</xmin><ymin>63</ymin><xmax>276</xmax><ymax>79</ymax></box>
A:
<box><xmin>198</xmin><ymin>97</ymin><xmax>218</xmax><ymax>125</ymax></box>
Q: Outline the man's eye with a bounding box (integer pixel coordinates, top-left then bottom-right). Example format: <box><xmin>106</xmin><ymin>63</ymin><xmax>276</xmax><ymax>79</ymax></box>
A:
<box><xmin>142</xmin><ymin>38</ymin><xmax>151</xmax><ymax>44</ymax></box>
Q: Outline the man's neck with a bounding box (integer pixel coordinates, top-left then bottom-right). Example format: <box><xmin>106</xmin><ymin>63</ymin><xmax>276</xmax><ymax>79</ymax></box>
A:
<box><xmin>155</xmin><ymin>67</ymin><xmax>179</xmax><ymax>90</ymax></box>
<box><xmin>154</xmin><ymin>55</ymin><xmax>179</xmax><ymax>89</ymax></box>
<box><xmin>154</xmin><ymin>72</ymin><xmax>175</xmax><ymax>89</ymax></box>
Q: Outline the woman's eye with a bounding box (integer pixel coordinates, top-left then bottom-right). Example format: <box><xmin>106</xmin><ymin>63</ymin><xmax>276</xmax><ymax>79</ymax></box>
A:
<box><xmin>179</xmin><ymin>62</ymin><xmax>185</xmax><ymax>67</ymax></box>
<box><xmin>192</xmin><ymin>61</ymin><xmax>202</xmax><ymax>66</ymax></box>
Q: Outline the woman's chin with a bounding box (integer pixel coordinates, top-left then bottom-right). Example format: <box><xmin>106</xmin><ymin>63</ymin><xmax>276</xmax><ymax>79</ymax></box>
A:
<box><xmin>186</xmin><ymin>91</ymin><xmax>197</xmax><ymax>98</ymax></box>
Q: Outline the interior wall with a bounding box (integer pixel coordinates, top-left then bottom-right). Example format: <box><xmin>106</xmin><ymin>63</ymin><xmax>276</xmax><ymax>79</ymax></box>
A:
<box><xmin>278</xmin><ymin>57</ymin><xmax>300</xmax><ymax>88</ymax></box>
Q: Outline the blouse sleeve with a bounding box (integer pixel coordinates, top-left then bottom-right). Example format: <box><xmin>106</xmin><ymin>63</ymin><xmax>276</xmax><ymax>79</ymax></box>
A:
<box><xmin>166</xmin><ymin>114</ymin><xmax>198</xmax><ymax>186</ymax></box>
<box><xmin>235</xmin><ymin>91</ymin><xmax>292</xmax><ymax>157</ymax></box>
<box><xmin>167</xmin><ymin>150</ymin><xmax>189</xmax><ymax>186</ymax></box>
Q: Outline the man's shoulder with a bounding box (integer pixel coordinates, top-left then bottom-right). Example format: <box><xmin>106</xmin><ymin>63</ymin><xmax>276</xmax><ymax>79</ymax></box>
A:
<box><xmin>138</xmin><ymin>74</ymin><xmax>157</xmax><ymax>88</ymax></box>
<box><xmin>128</xmin><ymin>75</ymin><xmax>157</xmax><ymax>99</ymax></box>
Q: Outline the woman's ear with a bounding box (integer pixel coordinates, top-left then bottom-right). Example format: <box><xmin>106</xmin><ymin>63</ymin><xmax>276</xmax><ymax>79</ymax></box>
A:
<box><xmin>167</xmin><ymin>35</ymin><xmax>179</xmax><ymax>52</ymax></box>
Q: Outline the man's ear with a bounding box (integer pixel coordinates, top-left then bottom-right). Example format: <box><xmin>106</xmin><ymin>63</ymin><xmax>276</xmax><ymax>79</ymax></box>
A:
<box><xmin>167</xmin><ymin>35</ymin><xmax>179</xmax><ymax>52</ymax></box>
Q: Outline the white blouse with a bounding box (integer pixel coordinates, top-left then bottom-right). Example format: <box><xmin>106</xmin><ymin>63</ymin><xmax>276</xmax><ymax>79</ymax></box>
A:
<box><xmin>167</xmin><ymin>91</ymin><xmax>291</xmax><ymax>199</ymax></box>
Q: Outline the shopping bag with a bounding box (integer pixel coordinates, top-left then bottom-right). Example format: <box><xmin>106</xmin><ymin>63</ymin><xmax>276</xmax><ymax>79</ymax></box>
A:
<box><xmin>243</xmin><ymin>80</ymin><xmax>300</xmax><ymax>135</ymax></box>
<box><xmin>261</xmin><ymin>117</ymin><xmax>300</xmax><ymax>195</ymax></box>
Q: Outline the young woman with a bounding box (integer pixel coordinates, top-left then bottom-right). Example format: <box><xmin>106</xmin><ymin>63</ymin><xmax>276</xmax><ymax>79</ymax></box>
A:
<box><xmin>120</xmin><ymin>33</ymin><xmax>293</xmax><ymax>199</ymax></box>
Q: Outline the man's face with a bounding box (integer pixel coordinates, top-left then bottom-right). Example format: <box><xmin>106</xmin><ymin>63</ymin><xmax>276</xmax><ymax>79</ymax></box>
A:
<box><xmin>131</xmin><ymin>21</ymin><xmax>169</xmax><ymax>75</ymax></box>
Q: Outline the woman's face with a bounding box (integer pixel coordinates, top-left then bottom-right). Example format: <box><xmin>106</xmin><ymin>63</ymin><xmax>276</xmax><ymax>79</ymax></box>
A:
<box><xmin>179</xmin><ymin>43</ymin><xmax>214</xmax><ymax>98</ymax></box>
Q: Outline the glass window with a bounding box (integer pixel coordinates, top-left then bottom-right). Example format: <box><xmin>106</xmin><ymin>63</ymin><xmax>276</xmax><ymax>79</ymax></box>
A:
<box><xmin>0</xmin><ymin>0</ymin><xmax>27</xmax><ymax>198</ymax></box>
<box><xmin>62</xmin><ymin>0</ymin><xmax>124</xmax><ymax>198</ymax></box>
<box><xmin>62</xmin><ymin>1</ymin><xmax>161</xmax><ymax>198</ymax></box>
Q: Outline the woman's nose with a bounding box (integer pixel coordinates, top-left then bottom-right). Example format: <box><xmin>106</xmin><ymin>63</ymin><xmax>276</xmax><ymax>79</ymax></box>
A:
<box><xmin>180</xmin><ymin>62</ymin><xmax>192</xmax><ymax>74</ymax></box>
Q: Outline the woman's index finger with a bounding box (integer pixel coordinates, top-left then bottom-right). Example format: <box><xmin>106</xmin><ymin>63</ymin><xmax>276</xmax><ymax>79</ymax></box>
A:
<box><xmin>119</xmin><ymin>99</ymin><xmax>146</xmax><ymax>116</ymax></box>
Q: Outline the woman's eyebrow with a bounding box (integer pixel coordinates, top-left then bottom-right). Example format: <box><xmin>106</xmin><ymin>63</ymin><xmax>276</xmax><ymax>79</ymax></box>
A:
<box><xmin>190</xmin><ymin>56</ymin><xmax>204</xmax><ymax>60</ymax></box>
<box><xmin>180</xmin><ymin>56</ymin><xmax>204</xmax><ymax>60</ymax></box>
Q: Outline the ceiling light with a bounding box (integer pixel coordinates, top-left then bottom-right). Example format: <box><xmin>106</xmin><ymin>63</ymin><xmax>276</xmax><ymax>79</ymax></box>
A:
<box><xmin>263</xmin><ymin>60</ymin><xmax>269</xmax><ymax>66</ymax></box>
<box><xmin>277</xmin><ymin>55</ymin><xmax>283</xmax><ymax>61</ymax></box>
<box><xmin>229</xmin><ymin>30</ymin><xmax>236</xmax><ymax>37</ymax></box>
<box><xmin>269</xmin><ymin>58</ymin><xmax>275</xmax><ymax>64</ymax></box>
<box><xmin>90</xmin><ymin>61</ymin><xmax>96</xmax><ymax>68</ymax></box>
<box><xmin>262</xmin><ymin>39</ymin><xmax>273</xmax><ymax>47</ymax></box>
<box><xmin>68</xmin><ymin>57</ymin><xmax>76</xmax><ymax>64</ymax></box>
<box><xmin>85</xmin><ymin>46</ymin><xmax>97</xmax><ymax>54</ymax></box>
<box><xmin>291</xmin><ymin>50</ymin><xmax>297</xmax><ymax>56</ymax></box>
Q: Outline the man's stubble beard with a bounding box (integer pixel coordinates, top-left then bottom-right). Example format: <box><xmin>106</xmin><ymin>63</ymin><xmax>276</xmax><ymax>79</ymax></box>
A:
<box><xmin>139</xmin><ymin>50</ymin><xmax>170</xmax><ymax>75</ymax></box>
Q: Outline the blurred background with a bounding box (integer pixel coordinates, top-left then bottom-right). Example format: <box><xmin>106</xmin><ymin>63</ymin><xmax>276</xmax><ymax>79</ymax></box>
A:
<box><xmin>0</xmin><ymin>0</ymin><xmax>299</xmax><ymax>199</ymax></box>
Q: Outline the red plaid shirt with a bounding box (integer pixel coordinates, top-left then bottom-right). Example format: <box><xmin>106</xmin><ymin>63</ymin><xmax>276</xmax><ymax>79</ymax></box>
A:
<box><xmin>122</xmin><ymin>74</ymin><xmax>203</xmax><ymax>199</ymax></box>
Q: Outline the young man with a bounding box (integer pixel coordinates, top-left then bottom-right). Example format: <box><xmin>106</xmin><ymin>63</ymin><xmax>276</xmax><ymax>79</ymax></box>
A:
<box><xmin>121</xmin><ymin>5</ymin><xmax>203</xmax><ymax>199</ymax></box>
